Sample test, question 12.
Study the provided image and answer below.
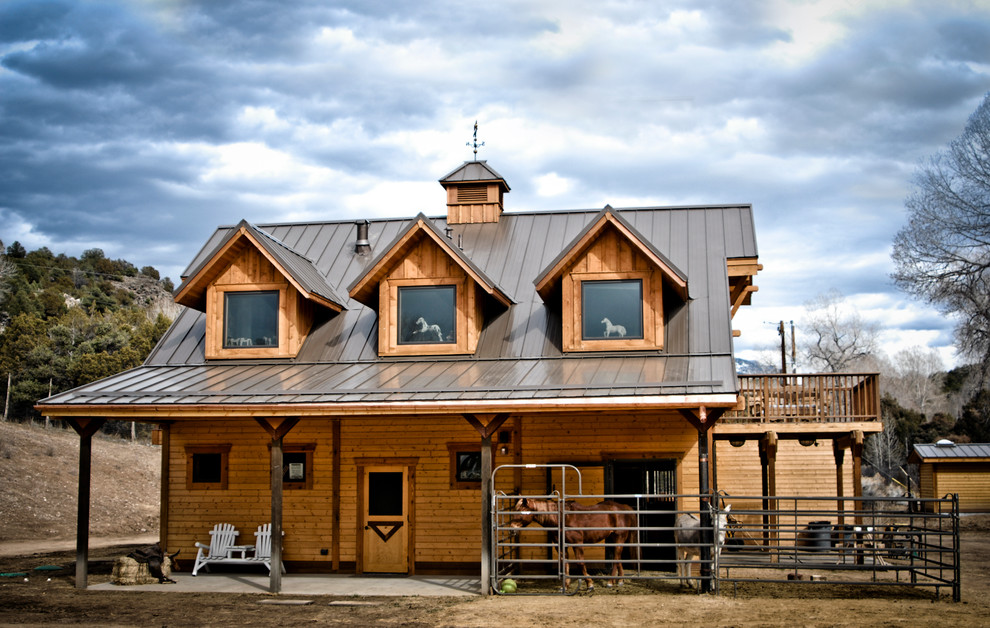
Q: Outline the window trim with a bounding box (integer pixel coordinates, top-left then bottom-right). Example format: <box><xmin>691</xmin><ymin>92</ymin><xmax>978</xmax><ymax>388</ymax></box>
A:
<box><xmin>185</xmin><ymin>444</ymin><xmax>231</xmax><ymax>490</ymax></box>
<box><xmin>381</xmin><ymin>277</ymin><xmax>472</xmax><ymax>356</ymax></box>
<box><xmin>223</xmin><ymin>289</ymin><xmax>280</xmax><ymax>349</ymax></box>
<box><xmin>563</xmin><ymin>270</ymin><xmax>663</xmax><ymax>352</ymax></box>
<box><xmin>396</xmin><ymin>285</ymin><xmax>457</xmax><ymax>346</ymax></box>
<box><xmin>268</xmin><ymin>442</ymin><xmax>316</xmax><ymax>490</ymax></box>
<box><xmin>580</xmin><ymin>278</ymin><xmax>645</xmax><ymax>341</ymax></box>
<box><xmin>206</xmin><ymin>282</ymin><xmax>288</xmax><ymax>359</ymax></box>
<box><xmin>447</xmin><ymin>442</ymin><xmax>482</xmax><ymax>489</ymax></box>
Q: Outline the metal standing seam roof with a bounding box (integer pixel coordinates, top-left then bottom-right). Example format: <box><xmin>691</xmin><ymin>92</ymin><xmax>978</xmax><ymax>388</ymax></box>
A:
<box><xmin>912</xmin><ymin>443</ymin><xmax>990</xmax><ymax>461</ymax></box>
<box><xmin>41</xmin><ymin>203</ymin><xmax>758</xmax><ymax>411</ymax></box>
<box><xmin>179</xmin><ymin>220</ymin><xmax>348</xmax><ymax>309</ymax></box>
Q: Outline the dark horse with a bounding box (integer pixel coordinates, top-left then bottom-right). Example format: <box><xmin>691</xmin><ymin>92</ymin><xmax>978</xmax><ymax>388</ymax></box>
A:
<box><xmin>507</xmin><ymin>497</ymin><xmax>637</xmax><ymax>591</ymax></box>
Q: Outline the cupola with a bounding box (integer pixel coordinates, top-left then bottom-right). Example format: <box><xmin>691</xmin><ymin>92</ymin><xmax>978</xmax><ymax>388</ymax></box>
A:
<box><xmin>439</xmin><ymin>160</ymin><xmax>510</xmax><ymax>224</ymax></box>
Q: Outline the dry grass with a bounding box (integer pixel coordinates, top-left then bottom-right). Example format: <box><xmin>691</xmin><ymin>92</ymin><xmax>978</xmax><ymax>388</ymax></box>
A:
<box><xmin>0</xmin><ymin>420</ymin><xmax>160</xmax><ymax>542</ymax></box>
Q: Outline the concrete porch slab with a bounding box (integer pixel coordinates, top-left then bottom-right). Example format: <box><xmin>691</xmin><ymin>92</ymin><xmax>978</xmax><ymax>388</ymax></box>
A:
<box><xmin>89</xmin><ymin>573</ymin><xmax>481</xmax><ymax>596</ymax></box>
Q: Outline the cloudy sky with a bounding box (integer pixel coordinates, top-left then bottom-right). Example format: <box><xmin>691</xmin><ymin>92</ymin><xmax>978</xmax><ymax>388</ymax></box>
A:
<box><xmin>2</xmin><ymin>0</ymin><xmax>989</xmax><ymax>367</ymax></box>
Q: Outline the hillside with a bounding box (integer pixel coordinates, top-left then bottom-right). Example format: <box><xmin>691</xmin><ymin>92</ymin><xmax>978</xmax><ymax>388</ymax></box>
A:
<box><xmin>0</xmin><ymin>420</ymin><xmax>160</xmax><ymax>542</ymax></box>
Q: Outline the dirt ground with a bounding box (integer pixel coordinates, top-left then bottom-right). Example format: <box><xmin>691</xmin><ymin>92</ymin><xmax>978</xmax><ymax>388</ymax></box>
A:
<box><xmin>2</xmin><ymin>520</ymin><xmax>989</xmax><ymax>627</ymax></box>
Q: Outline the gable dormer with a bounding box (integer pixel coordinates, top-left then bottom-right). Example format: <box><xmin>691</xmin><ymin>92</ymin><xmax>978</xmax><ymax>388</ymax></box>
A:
<box><xmin>174</xmin><ymin>220</ymin><xmax>346</xmax><ymax>360</ymax></box>
<box><xmin>535</xmin><ymin>207</ymin><xmax>688</xmax><ymax>352</ymax></box>
<box><xmin>349</xmin><ymin>213</ymin><xmax>512</xmax><ymax>356</ymax></box>
<box><xmin>439</xmin><ymin>161</ymin><xmax>510</xmax><ymax>224</ymax></box>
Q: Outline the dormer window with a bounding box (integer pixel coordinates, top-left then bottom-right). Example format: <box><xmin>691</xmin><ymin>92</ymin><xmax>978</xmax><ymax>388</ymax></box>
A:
<box><xmin>398</xmin><ymin>285</ymin><xmax>456</xmax><ymax>345</ymax></box>
<box><xmin>348</xmin><ymin>213</ymin><xmax>513</xmax><ymax>357</ymax></box>
<box><xmin>534</xmin><ymin>207</ymin><xmax>689</xmax><ymax>354</ymax></box>
<box><xmin>224</xmin><ymin>291</ymin><xmax>279</xmax><ymax>348</ymax></box>
<box><xmin>581</xmin><ymin>279</ymin><xmax>644</xmax><ymax>340</ymax></box>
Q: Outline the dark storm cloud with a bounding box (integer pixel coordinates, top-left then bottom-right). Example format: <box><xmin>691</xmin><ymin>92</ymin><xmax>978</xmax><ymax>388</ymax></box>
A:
<box><xmin>0</xmin><ymin>0</ymin><xmax>988</xmax><ymax>363</ymax></box>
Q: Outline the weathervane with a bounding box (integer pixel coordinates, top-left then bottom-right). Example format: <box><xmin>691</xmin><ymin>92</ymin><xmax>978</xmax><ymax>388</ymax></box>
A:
<box><xmin>466</xmin><ymin>120</ymin><xmax>485</xmax><ymax>159</ymax></box>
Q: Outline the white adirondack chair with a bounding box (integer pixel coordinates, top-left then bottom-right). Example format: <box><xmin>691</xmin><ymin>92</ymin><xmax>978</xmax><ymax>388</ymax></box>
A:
<box><xmin>192</xmin><ymin>523</ymin><xmax>240</xmax><ymax>576</ymax></box>
<box><xmin>251</xmin><ymin>523</ymin><xmax>286</xmax><ymax>574</ymax></box>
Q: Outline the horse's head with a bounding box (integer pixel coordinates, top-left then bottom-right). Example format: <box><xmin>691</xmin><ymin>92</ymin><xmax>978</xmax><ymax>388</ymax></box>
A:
<box><xmin>507</xmin><ymin>497</ymin><xmax>536</xmax><ymax>529</ymax></box>
<box><xmin>601</xmin><ymin>317</ymin><xmax>610</xmax><ymax>324</ymax></box>
<box><xmin>714</xmin><ymin>504</ymin><xmax>732</xmax><ymax>549</ymax></box>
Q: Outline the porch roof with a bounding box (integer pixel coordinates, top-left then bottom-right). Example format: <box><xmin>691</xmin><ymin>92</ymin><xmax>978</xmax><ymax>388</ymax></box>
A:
<box><xmin>38</xmin><ymin>353</ymin><xmax>738</xmax><ymax>416</ymax></box>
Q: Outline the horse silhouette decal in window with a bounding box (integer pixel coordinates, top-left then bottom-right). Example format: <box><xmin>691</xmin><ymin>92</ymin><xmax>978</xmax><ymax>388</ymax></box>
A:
<box><xmin>398</xmin><ymin>285</ymin><xmax>456</xmax><ymax>344</ymax></box>
<box><xmin>581</xmin><ymin>279</ymin><xmax>644</xmax><ymax>340</ymax></box>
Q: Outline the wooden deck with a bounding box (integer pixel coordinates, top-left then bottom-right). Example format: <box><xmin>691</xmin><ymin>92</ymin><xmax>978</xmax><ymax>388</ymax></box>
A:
<box><xmin>724</xmin><ymin>373</ymin><xmax>880</xmax><ymax>424</ymax></box>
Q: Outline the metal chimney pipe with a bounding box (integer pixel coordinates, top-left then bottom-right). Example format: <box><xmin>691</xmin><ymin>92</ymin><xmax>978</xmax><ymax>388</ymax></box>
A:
<box><xmin>355</xmin><ymin>220</ymin><xmax>370</xmax><ymax>255</ymax></box>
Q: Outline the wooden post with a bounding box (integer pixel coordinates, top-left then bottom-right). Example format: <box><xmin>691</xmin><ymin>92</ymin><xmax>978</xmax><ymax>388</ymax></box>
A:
<box><xmin>480</xmin><ymin>433</ymin><xmax>493</xmax><ymax>597</ymax></box>
<box><xmin>833</xmin><ymin>440</ymin><xmax>846</xmax><ymax>526</ymax></box>
<box><xmin>759</xmin><ymin>431</ymin><xmax>778</xmax><ymax>559</ymax></box>
<box><xmin>331</xmin><ymin>418</ymin><xmax>341</xmax><ymax>571</ymax></box>
<box><xmin>66</xmin><ymin>417</ymin><xmax>106</xmax><ymax>589</ymax></box>
<box><xmin>462</xmin><ymin>413</ymin><xmax>511</xmax><ymax>597</ymax></box>
<box><xmin>255</xmin><ymin>417</ymin><xmax>300</xmax><ymax>594</ymax></box>
<box><xmin>270</xmin><ymin>434</ymin><xmax>283</xmax><ymax>594</ymax></box>
<box><xmin>159</xmin><ymin>423</ymin><xmax>171</xmax><ymax>553</ymax></box>
<box><xmin>697</xmin><ymin>417</ymin><xmax>713</xmax><ymax>593</ymax></box>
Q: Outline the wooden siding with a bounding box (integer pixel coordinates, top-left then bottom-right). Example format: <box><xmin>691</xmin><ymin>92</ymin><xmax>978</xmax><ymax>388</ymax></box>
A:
<box><xmin>446</xmin><ymin>183</ymin><xmax>503</xmax><ymax>224</ymax></box>
<box><xmin>164</xmin><ymin>412</ymin><xmax>716</xmax><ymax>570</ymax></box>
<box><xmin>927</xmin><ymin>463</ymin><xmax>990</xmax><ymax>512</ymax></box>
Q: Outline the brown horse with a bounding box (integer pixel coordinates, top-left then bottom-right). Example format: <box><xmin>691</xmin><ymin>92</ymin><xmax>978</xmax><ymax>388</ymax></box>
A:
<box><xmin>507</xmin><ymin>497</ymin><xmax>637</xmax><ymax>591</ymax></box>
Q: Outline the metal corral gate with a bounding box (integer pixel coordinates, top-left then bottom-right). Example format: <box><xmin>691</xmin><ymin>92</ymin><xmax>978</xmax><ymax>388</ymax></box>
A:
<box><xmin>716</xmin><ymin>493</ymin><xmax>960</xmax><ymax>601</ymax></box>
<box><xmin>491</xmin><ymin>466</ymin><xmax>961</xmax><ymax>600</ymax></box>
<box><xmin>491</xmin><ymin>464</ymin><xmax>723</xmax><ymax>595</ymax></box>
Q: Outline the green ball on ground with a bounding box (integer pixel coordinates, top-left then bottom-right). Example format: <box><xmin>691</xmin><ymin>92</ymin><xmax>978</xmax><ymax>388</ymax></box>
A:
<box><xmin>500</xmin><ymin>578</ymin><xmax>517</xmax><ymax>593</ymax></box>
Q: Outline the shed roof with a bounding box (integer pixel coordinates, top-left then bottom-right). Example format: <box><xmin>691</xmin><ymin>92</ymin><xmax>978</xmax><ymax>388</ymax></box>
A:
<box><xmin>909</xmin><ymin>443</ymin><xmax>990</xmax><ymax>463</ymax></box>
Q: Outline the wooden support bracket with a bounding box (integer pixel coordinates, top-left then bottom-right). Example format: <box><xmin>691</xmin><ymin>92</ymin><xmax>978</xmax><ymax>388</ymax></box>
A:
<box><xmin>463</xmin><ymin>413</ymin><xmax>511</xmax><ymax>439</ymax></box>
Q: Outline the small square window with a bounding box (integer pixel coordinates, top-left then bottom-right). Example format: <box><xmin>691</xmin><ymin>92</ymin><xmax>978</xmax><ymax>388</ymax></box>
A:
<box><xmin>398</xmin><ymin>285</ymin><xmax>456</xmax><ymax>344</ymax></box>
<box><xmin>448</xmin><ymin>443</ymin><xmax>482</xmax><ymax>489</ymax></box>
<box><xmin>456</xmin><ymin>452</ymin><xmax>482</xmax><ymax>482</ymax></box>
<box><xmin>185</xmin><ymin>445</ymin><xmax>230</xmax><ymax>490</ymax></box>
<box><xmin>270</xmin><ymin>443</ymin><xmax>315</xmax><ymax>490</ymax></box>
<box><xmin>581</xmin><ymin>280</ymin><xmax>644</xmax><ymax>340</ymax></box>
<box><xmin>193</xmin><ymin>453</ymin><xmax>222</xmax><ymax>484</ymax></box>
<box><xmin>224</xmin><ymin>291</ymin><xmax>279</xmax><ymax>348</ymax></box>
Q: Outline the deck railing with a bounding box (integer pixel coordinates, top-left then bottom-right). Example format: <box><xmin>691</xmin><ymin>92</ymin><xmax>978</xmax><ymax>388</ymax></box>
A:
<box><xmin>723</xmin><ymin>373</ymin><xmax>880</xmax><ymax>424</ymax></box>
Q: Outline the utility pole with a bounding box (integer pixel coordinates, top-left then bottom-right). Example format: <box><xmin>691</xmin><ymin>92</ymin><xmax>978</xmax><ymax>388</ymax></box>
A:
<box><xmin>778</xmin><ymin>321</ymin><xmax>787</xmax><ymax>374</ymax></box>
<box><xmin>790</xmin><ymin>320</ymin><xmax>796</xmax><ymax>373</ymax></box>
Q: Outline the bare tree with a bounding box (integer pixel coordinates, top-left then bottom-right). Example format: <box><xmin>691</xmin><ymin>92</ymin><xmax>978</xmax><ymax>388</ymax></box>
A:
<box><xmin>895</xmin><ymin>347</ymin><xmax>945</xmax><ymax>415</ymax></box>
<box><xmin>801</xmin><ymin>290</ymin><xmax>881</xmax><ymax>372</ymax></box>
<box><xmin>892</xmin><ymin>92</ymin><xmax>990</xmax><ymax>380</ymax></box>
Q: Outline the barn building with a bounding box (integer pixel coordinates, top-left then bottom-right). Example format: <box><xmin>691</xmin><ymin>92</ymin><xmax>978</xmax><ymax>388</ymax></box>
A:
<box><xmin>38</xmin><ymin>157</ymin><xmax>882</xmax><ymax>592</ymax></box>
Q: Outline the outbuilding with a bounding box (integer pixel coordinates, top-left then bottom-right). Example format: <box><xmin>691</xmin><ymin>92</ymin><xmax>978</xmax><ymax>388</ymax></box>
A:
<box><xmin>909</xmin><ymin>440</ymin><xmax>990</xmax><ymax>512</ymax></box>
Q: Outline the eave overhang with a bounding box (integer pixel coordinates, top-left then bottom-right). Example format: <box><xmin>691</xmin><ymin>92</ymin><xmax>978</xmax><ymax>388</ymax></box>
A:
<box><xmin>534</xmin><ymin>206</ymin><xmax>689</xmax><ymax>301</ymax></box>
<box><xmin>174</xmin><ymin>220</ymin><xmax>347</xmax><ymax>313</ymax></box>
<box><xmin>37</xmin><ymin>393</ymin><xmax>741</xmax><ymax>420</ymax></box>
<box><xmin>347</xmin><ymin>213</ymin><xmax>514</xmax><ymax>307</ymax></box>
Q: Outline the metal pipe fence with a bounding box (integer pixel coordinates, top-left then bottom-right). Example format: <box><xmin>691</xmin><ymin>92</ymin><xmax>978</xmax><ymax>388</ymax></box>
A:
<box><xmin>491</xmin><ymin>488</ymin><xmax>960</xmax><ymax>601</ymax></box>
<box><xmin>715</xmin><ymin>494</ymin><xmax>960</xmax><ymax>601</ymax></box>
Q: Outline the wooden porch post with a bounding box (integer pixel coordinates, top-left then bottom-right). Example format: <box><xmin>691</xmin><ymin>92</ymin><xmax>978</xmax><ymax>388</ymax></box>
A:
<box><xmin>159</xmin><ymin>423</ymin><xmax>172</xmax><ymax>553</ymax></box>
<box><xmin>66</xmin><ymin>417</ymin><xmax>106</xmax><ymax>589</ymax></box>
<box><xmin>463</xmin><ymin>413</ymin><xmax>510</xmax><ymax>597</ymax></box>
<box><xmin>255</xmin><ymin>417</ymin><xmax>300</xmax><ymax>594</ymax></box>
<box><xmin>678</xmin><ymin>406</ymin><xmax>725</xmax><ymax>593</ymax></box>
<box><xmin>833</xmin><ymin>440</ymin><xmax>846</xmax><ymax>526</ymax></box>
<box><xmin>759</xmin><ymin>431</ymin><xmax>778</xmax><ymax>558</ymax></box>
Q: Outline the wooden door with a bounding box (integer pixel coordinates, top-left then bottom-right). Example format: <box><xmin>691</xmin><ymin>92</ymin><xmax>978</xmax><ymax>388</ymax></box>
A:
<box><xmin>361</xmin><ymin>466</ymin><xmax>409</xmax><ymax>573</ymax></box>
